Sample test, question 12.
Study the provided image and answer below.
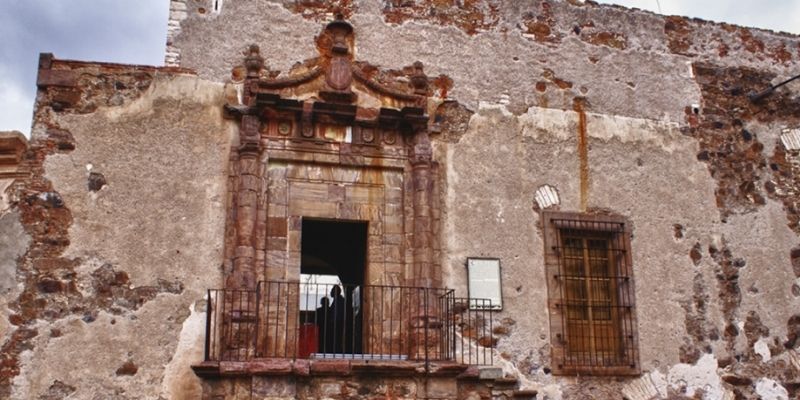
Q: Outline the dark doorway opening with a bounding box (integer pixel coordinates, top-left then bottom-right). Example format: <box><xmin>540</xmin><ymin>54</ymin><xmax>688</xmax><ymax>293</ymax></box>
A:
<box><xmin>300</xmin><ymin>218</ymin><xmax>367</xmax><ymax>357</ymax></box>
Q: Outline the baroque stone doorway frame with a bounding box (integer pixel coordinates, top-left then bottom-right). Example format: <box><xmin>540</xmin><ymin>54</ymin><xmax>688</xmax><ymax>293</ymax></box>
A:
<box><xmin>218</xmin><ymin>16</ymin><xmax>443</xmax><ymax>359</ymax></box>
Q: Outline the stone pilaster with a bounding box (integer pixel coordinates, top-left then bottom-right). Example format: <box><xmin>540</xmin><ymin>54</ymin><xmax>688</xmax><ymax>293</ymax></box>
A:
<box><xmin>408</xmin><ymin>129</ymin><xmax>441</xmax><ymax>359</ymax></box>
<box><xmin>225</xmin><ymin>46</ymin><xmax>264</xmax><ymax>291</ymax></box>
<box><xmin>410</xmin><ymin>132</ymin><xmax>434</xmax><ymax>288</ymax></box>
<box><xmin>226</xmin><ymin>116</ymin><xmax>262</xmax><ymax>291</ymax></box>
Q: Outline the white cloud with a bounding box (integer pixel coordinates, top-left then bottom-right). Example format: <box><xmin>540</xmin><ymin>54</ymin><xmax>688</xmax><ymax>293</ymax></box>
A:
<box><xmin>0</xmin><ymin>0</ymin><xmax>168</xmax><ymax>137</ymax></box>
<box><xmin>0</xmin><ymin>65</ymin><xmax>32</xmax><ymax>135</ymax></box>
<box><xmin>597</xmin><ymin>0</ymin><xmax>800</xmax><ymax>34</ymax></box>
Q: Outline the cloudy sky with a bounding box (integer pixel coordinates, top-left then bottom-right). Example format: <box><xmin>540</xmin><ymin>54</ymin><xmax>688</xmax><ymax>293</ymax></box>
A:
<box><xmin>2</xmin><ymin>0</ymin><xmax>799</xmax><ymax>137</ymax></box>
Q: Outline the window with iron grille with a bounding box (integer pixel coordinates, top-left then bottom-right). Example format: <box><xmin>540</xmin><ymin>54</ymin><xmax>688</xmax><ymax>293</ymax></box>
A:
<box><xmin>541</xmin><ymin>211</ymin><xmax>640</xmax><ymax>376</ymax></box>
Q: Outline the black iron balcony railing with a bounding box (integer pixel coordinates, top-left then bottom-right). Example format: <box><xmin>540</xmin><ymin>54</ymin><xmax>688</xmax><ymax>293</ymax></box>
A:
<box><xmin>202</xmin><ymin>281</ymin><xmax>495</xmax><ymax>366</ymax></box>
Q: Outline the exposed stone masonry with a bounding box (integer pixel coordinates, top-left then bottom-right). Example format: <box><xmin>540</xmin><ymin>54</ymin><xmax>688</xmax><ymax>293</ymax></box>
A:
<box><xmin>5</xmin><ymin>0</ymin><xmax>800</xmax><ymax>398</ymax></box>
<box><xmin>2</xmin><ymin>54</ymin><xmax>225</xmax><ymax>398</ymax></box>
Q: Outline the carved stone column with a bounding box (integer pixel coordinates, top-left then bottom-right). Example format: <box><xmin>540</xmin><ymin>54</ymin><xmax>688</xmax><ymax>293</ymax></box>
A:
<box><xmin>226</xmin><ymin>116</ymin><xmax>261</xmax><ymax>291</ymax></box>
<box><xmin>225</xmin><ymin>45</ymin><xmax>264</xmax><ymax>292</ymax></box>
<box><xmin>411</xmin><ymin>130</ymin><xmax>434</xmax><ymax>288</ymax></box>
<box><xmin>409</xmin><ymin>129</ymin><xmax>441</xmax><ymax>359</ymax></box>
<box><xmin>220</xmin><ymin>46</ymin><xmax>265</xmax><ymax>360</ymax></box>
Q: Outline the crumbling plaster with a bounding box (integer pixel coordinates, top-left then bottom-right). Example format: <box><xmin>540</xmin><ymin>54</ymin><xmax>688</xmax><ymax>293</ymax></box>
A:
<box><xmin>8</xmin><ymin>74</ymin><xmax>232</xmax><ymax>399</ymax></box>
<box><xmin>442</xmin><ymin>103</ymin><xmax>800</xmax><ymax>396</ymax></box>
<box><xmin>0</xmin><ymin>209</ymin><xmax>29</xmax><ymax>356</ymax></box>
<box><xmin>4</xmin><ymin>0</ymin><xmax>800</xmax><ymax>398</ymax></box>
<box><xmin>45</xmin><ymin>75</ymin><xmax>230</xmax><ymax>285</ymax></box>
<box><xmin>172</xmin><ymin>0</ymin><xmax>800</xmax><ymax>125</ymax></box>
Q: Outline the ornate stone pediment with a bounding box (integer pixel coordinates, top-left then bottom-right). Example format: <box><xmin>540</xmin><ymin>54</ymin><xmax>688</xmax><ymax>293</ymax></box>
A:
<box><xmin>225</xmin><ymin>15</ymin><xmax>431</xmax><ymax>129</ymax></box>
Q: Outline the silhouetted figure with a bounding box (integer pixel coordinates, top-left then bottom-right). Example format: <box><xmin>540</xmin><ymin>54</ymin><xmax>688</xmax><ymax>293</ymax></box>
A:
<box><xmin>315</xmin><ymin>297</ymin><xmax>330</xmax><ymax>354</ymax></box>
<box><xmin>329</xmin><ymin>285</ymin><xmax>346</xmax><ymax>354</ymax></box>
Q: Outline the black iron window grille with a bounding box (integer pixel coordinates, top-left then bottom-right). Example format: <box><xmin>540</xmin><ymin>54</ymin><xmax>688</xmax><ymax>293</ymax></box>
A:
<box><xmin>542</xmin><ymin>211</ymin><xmax>640</xmax><ymax>376</ymax></box>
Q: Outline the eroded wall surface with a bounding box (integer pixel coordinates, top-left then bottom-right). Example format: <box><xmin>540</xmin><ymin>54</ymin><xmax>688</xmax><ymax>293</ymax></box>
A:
<box><xmin>165</xmin><ymin>1</ymin><xmax>800</xmax><ymax>398</ymax></box>
<box><xmin>4</xmin><ymin>0</ymin><xmax>800</xmax><ymax>399</ymax></box>
<box><xmin>1</xmin><ymin>59</ymin><xmax>232</xmax><ymax>399</ymax></box>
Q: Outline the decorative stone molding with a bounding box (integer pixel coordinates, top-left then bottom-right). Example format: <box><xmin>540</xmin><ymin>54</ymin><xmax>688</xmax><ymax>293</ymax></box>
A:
<box><xmin>0</xmin><ymin>131</ymin><xmax>29</xmax><ymax>180</ymax></box>
<box><xmin>212</xmin><ymin>17</ymin><xmax>444</xmax><ymax>363</ymax></box>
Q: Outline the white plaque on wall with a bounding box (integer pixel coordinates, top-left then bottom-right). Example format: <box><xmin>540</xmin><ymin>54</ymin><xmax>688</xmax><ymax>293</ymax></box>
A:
<box><xmin>467</xmin><ymin>258</ymin><xmax>502</xmax><ymax>310</ymax></box>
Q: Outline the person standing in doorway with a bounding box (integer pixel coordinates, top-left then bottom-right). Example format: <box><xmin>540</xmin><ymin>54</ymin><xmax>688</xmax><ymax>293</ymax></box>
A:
<box><xmin>329</xmin><ymin>285</ymin><xmax>346</xmax><ymax>354</ymax></box>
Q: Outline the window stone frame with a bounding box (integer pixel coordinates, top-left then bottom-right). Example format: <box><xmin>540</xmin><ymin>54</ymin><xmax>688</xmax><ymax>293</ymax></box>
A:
<box><xmin>541</xmin><ymin>211</ymin><xmax>641</xmax><ymax>376</ymax></box>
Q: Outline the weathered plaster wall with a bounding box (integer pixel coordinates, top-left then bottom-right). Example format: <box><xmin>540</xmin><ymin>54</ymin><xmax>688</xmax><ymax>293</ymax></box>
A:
<box><xmin>0</xmin><ymin>208</ymin><xmax>30</xmax><ymax>370</ymax></box>
<box><xmin>442</xmin><ymin>103</ymin><xmax>800</xmax><ymax>398</ymax></box>
<box><xmin>164</xmin><ymin>1</ymin><xmax>800</xmax><ymax>397</ymax></box>
<box><xmin>1</xmin><ymin>65</ymin><xmax>233</xmax><ymax>399</ymax></box>
<box><xmin>4</xmin><ymin>0</ymin><xmax>800</xmax><ymax>399</ymax></box>
<box><xmin>170</xmin><ymin>0</ymin><xmax>800</xmax><ymax>124</ymax></box>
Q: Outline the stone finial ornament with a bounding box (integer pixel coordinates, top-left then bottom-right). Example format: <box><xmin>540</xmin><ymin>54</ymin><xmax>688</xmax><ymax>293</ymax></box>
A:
<box><xmin>410</xmin><ymin>61</ymin><xmax>429</xmax><ymax>96</ymax></box>
<box><xmin>244</xmin><ymin>44</ymin><xmax>264</xmax><ymax>78</ymax></box>
<box><xmin>328</xmin><ymin>14</ymin><xmax>352</xmax><ymax>55</ymax></box>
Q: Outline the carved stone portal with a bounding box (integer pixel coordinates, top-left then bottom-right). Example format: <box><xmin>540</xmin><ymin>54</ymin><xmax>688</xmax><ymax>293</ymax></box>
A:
<box><xmin>219</xmin><ymin>16</ymin><xmax>442</xmax><ymax>360</ymax></box>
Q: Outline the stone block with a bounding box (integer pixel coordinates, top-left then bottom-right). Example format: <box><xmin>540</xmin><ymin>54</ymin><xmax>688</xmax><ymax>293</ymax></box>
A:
<box><xmin>290</xmin><ymin>181</ymin><xmax>330</xmax><ymax>201</ymax></box>
<box><xmin>235</xmin><ymin>246</ymin><xmax>255</xmax><ymax>259</ymax></box>
<box><xmin>478</xmin><ymin>367</ymin><xmax>503</xmax><ymax>380</ymax></box>
<box><xmin>383</xmin><ymin>171</ymin><xmax>403</xmax><ymax>187</ymax></box>
<box><xmin>384</xmin><ymin>215</ymin><xmax>404</xmax><ymax>234</ymax></box>
<box><xmin>37</xmin><ymin>69</ymin><xmax>78</xmax><ymax>87</ymax></box>
<box><xmin>288</xmin><ymin>230</ymin><xmax>301</xmax><ymax>252</ymax></box>
<box><xmin>249</xmin><ymin>377</ymin><xmax>297</xmax><ymax>400</ymax></box>
<box><xmin>266</xmin><ymin>266</ymin><xmax>285</xmax><ymax>281</ymax></box>
<box><xmin>385</xmin><ymin>203</ymin><xmax>403</xmax><ymax>217</ymax></box>
<box><xmin>267</xmin><ymin>217</ymin><xmax>287</xmax><ymax>237</ymax></box>
<box><xmin>317</xmin><ymin>381</ymin><xmax>343</xmax><ymax>397</ymax></box>
<box><xmin>239</xmin><ymin>158</ymin><xmax>260</xmax><ymax>175</ymax></box>
<box><xmin>268</xmin><ymin>185</ymin><xmax>287</xmax><ymax>205</ymax></box>
<box><xmin>267</xmin><ymin>163</ymin><xmax>287</xmax><ymax>180</ymax></box>
<box><xmin>266</xmin><ymin>250</ymin><xmax>287</xmax><ymax>269</ymax></box>
<box><xmin>285</xmin><ymin>263</ymin><xmax>301</xmax><ymax>281</ymax></box>
<box><xmin>310</xmin><ymin>361</ymin><xmax>351</xmax><ymax>375</ymax></box>
<box><xmin>384</xmin><ymin>234</ymin><xmax>403</xmax><ymax>245</ymax></box>
<box><xmin>266</xmin><ymin>237</ymin><xmax>286</xmax><ymax>251</ymax></box>
<box><xmin>287</xmin><ymin>251</ymin><xmax>301</xmax><ymax>271</ymax></box>
<box><xmin>240</xmin><ymin>174</ymin><xmax>260</xmax><ymax>190</ymax></box>
<box><xmin>337</xmin><ymin>202</ymin><xmax>358</xmax><ymax>220</ymax></box>
<box><xmin>386</xmin><ymin>187</ymin><xmax>403</xmax><ymax>202</ymax></box>
<box><xmin>268</xmin><ymin>204</ymin><xmax>287</xmax><ymax>217</ymax></box>
<box><xmin>358</xmin><ymin>168</ymin><xmax>384</xmax><ymax>185</ymax></box>
<box><xmin>368</xmin><ymin>220</ymin><xmax>383</xmax><ymax>236</ymax></box>
<box><xmin>358</xmin><ymin>204</ymin><xmax>383</xmax><ymax>221</ymax></box>
<box><xmin>249</xmin><ymin>360</ymin><xmax>293</xmax><ymax>375</ymax></box>
<box><xmin>312</xmin><ymin>152</ymin><xmax>339</xmax><ymax>164</ymax></box>
<box><xmin>327</xmin><ymin>183</ymin><xmax>345</xmax><ymax>202</ymax></box>
<box><xmin>423</xmin><ymin>377</ymin><xmax>457</xmax><ymax>399</ymax></box>
<box><xmin>332</xmin><ymin>167</ymin><xmax>359</xmax><ymax>182</ymax></box>
<box><xmin>368</xmin><ymin>243</ymin><xmax>384</xmax><ymax>262</ymax></box>
<box><xmin>289</xmin><ymin>199</ymin><xmax>337</xmax><ymax>218</ymax></box>
<box><xmin>307</xmin><ymin>165</ymin><xmax>334</xmax><ymax>181</ymax></box>
<box><xmin>254</xmin><ymin>221</ymin><xmax>267</xmax><ymax>250</ymax></box>
<box><xmin>346</xmin><ymin>185</ymin><xmax>384</xmax><ymax>203</ymax></box>
<box><xmin>292</xmin><ymin>359</ymin><xmax>310</xmax><ymax>376</ymax></box>
<box><xmin>236</xmin><ymin>188</ymin><xmax>256</xmax><ymax>207</ymax></box>
<box><xmin>384</xmin><ymin>245</ymin><xmax>403</xmax><ymax>263</ymax></box>
<box><xmin>286</xmin><ymin>165</ymin><xmax>308</xmax><ymax>180</ymax></box>
<box><xmin>385</xmin><ymin>263</ymin><xmax>403</xmax><ymax>275</ymax></box>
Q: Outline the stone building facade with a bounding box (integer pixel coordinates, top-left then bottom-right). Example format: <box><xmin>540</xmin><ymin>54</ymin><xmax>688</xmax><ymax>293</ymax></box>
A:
<box><xmin>2</xmin><ymin>1</ymin><xmax>800</xmax><ymax>399</ymax></box>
